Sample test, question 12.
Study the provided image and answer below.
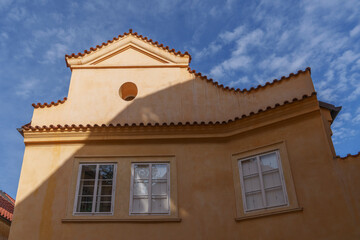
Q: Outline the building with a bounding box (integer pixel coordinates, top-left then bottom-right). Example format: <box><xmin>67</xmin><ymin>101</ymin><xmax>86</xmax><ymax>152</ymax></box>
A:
<box><xmin>10</xmin><ymin>30</ymin><xmax>360</xmax><ymax>239</ymax></box>
<box><xmin>0</xmin><ymin>190</ymin><xmax>15</xmax><ymax>240</ymax></box>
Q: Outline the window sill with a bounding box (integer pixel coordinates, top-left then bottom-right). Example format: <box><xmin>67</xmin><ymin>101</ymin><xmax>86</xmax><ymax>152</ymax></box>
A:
<box><xmin>235</xmin><ymin>207</ymin><xmax>303</xmax><ymax>221</ymax></box>
<box><xmin>62</xmin><ymin>217</ymin><xmax>182</xmax><ymax>223</ymax></box>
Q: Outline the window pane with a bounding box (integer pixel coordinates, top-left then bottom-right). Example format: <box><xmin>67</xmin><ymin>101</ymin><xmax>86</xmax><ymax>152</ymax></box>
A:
<box><xmin>77</xmin><ymin>165</ymin><xmax>96</xmax><ymax>212</ymax></box>
<box><xmin>77</xmin><ymin>196</ymin><xmax>93</xmax><ymax>212</ymax></box>
<box><xmin>98</xmin><ymin>185</ymin><xmax>112</xmax><ymax>195</ymax></box>
<box><xmin>95</xmin><ymin>196</ymin><xmax>112</xmax><ymax>212</ymax></box>
<box><xmin>265</xmin><ymin>188</ymin><xmax>285</xmax><ymax>207</ymax></box>
<box><xmin>134</xmin><ymin>181</ymin><xmax>149</xmax><ymax>195</ymax></box>
<box><xmin>80</xmin><ymin>165</ymin><xmax>96</xmax><ymax>179</ymax></box>
<box><xmin>152</xmin><ymin>164</ymin><xmax>168</xmax><ymax>179</ymax></box>
<box><xmin>152</xmin><ymin>181</ymin><xmax>167</xmax><ymax>195</ymax></box>
<box><xmin>263</xmin><ymin>171</ymin><xmax>282</xmax><ymax>189</ymax></box>
<box><xmin>132</xmin><ymin>197</ymin><xmax>149</xmax><ymax>213</ymax></box>
<box><xmin>241</xmin><ymin>158</ymin><xmax>258</xmax><ymax>176</ymax></box>
<box><xmin>134</xmin><ymin>165</ymin><xmax>150</xmax><ymax>179</ymax></box>
<box><xmin>81</xmin><ymin>185</ymin><xmax>95</xmax><ymax>195</ymax></box>
<box><xmin>243</xmin><ymin>176</ymin><xmax>261</xmax><ymax>193</ymax></box>
<box><xmin>99</xmin><ymin>165</ymin><xmax>114</xmax><ymax>179</ymax></box>
<box><xmin>95</xmin><ymin>165</ymin><xmax>114</xmax><ymax>213</ymax></box>
<box><xmin>98</xmin><ymin>202</ymin><xmax>111</xmax><ymax>212</ymax></box>
<box><xmin>151</xmin><ymin>197</ymin><xmax>169</xmax><ymax>213</ymax></box>
<box><xmin>75</xmin><ymin>164</ymin><xmax>115</xmax><ymax>213</ymax></box>
<box><xmin>245</xmin><ymin>192</ymin><xmax>263</xmax><ymax>210</ymax></box>
<box><xmin>260</xmin><ymin>153</ymin><xmax>278</xmax><ymax>171</ymax></box>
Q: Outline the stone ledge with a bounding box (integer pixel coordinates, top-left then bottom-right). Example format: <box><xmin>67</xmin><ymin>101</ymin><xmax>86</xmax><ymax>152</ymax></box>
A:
<box><xmin>62</xmin><ymin>217</ymin><xmax>182</xmax><ymax>223</ymax></box>
<box><xmin>235</xmin><ymin>207</ymin><xmax>303</xmax><ymax>221</ymax></box>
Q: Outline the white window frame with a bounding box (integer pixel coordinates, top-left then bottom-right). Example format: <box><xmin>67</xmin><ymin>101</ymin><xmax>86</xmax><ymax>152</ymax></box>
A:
<box><xmin>129</xmin><ymin>163</ymin><xmax>170</xmax><ymax>215</ymax></box>
<box><xmin>238</xmin><ymin>150</ymin><xmax>288</xmax><ymax>212</ymax></box>
<box><xmin>73</xmin><ymin>163</ymin><xmax>117</xmax><ymax>215</ymax></box>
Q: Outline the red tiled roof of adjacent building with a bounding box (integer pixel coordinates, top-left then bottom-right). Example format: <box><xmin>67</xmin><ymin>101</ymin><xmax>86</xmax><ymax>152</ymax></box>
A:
<box><xmin>0</xmin><ymin>190</ymin><xmax>15</xmax><ymax>223</ymax></box>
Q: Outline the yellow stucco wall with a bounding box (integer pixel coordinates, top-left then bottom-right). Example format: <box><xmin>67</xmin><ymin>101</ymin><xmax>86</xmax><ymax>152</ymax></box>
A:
<box><xmin>10</xmin><ymin>33</ymin><xmax>360</xmax><ymax>239</ymax></box>
<box><xmin>0</xmin><ymin>219</ymin><xmax>10</xmax><ymax>240</ymax></box>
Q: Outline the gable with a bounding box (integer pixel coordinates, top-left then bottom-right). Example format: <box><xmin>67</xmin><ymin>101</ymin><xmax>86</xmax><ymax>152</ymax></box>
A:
<box><xmin>89</xmin><ymin>44</ymin><xmax>171</xmax><ymax>66</ymax></box>
<box><xmin>65</xmin><ymin>30</ymin><xmax>190</xmax><ymax>69</ymax></box>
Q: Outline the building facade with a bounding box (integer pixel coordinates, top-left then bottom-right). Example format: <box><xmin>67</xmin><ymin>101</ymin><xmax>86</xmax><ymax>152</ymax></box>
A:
<box><xmin>10</xmin><ymin>30</ymin><xmax>360</xmax><ymax>239</ymax></box>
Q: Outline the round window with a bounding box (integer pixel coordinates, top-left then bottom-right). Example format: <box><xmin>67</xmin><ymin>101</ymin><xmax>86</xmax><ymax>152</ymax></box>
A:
<box><xmin>119</xmin><ymin>82</ymin><xmax>138</xmax><ymax>101</ymax></box>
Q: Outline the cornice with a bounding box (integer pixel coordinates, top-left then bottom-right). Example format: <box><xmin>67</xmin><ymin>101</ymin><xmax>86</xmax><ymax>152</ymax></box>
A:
<box><xmin>22</xmin><ymin>93</ymin><xmax>319</xmax><ymax>143</ymax></box>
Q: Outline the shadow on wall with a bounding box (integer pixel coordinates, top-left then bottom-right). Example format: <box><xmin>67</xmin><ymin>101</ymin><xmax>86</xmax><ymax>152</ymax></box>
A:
<box><xmin>10</xmin><ymin>80</ymin><xmax>240</xmax><ymax>240</ymax></box>
<box><xmin>9</xmin><ymin>79</ymin><xmax>360</xmax><ymax>240</ymax></box>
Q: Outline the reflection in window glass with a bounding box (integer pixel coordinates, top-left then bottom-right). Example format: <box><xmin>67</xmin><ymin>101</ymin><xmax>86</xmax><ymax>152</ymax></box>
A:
<box><xmin>238</xmin><ymin>151</ymin><xmax>287</xmax><ymax>211</ymax></box>
<box><xmin>75</xmin><ymin>164</ymin><xmax>115</xmax><ymax>214</ymax></box>
<box><xmin>131</xmin><ymin>163</ymin><xmax>170</xmax><ymax>214</ymax></box>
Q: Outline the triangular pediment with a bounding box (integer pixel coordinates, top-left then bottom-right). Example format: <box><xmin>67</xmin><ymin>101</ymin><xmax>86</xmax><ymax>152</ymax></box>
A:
<box><xmin>65</xmin><ymin>32</ymin><xmax>190</xmax><ymax>69</ymax></box>
<box><xmin>89</xmin><ymin>44</ymin><xmax>171</xmax><ymax>66</ymax></box>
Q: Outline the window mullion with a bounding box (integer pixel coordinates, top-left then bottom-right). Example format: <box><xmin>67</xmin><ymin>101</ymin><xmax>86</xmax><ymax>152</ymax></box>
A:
<box><xmin>256</xmin><ymin>156</ymin><xmax>267</xmax><ymax>208</ymax></box>
<box><xmin>167</xmin><ymin>164</ymin><xmax>170</xmax><ymax>214</ymax></box>
<box><xmin>92</xmin><ymin>164</ymin><xmax>100</xmax><ymax>213</ymax></box>
<box><xmin>148</xmin><ymin>163</ymin><xmax>152</xmax><ymax>214</ymax></box>
<box><xmin>276</xmin><ymin>151</ymin><xmax>288</xmax><ymax>203</ymax></box>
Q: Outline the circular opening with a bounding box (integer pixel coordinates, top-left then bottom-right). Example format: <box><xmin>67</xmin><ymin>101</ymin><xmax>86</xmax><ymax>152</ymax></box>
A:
<box><xmin>119</xmin><ymin>82</ymin><xmax>138</xmax><ymax>101</ymax></box>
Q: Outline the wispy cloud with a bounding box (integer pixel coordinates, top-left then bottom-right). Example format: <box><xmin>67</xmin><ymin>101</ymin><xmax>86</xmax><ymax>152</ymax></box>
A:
<box><xmin>15</xmin><ymin>78</ymin><xmax>41</xmax><ymax>99</ymax></box>
<box><xmin>7</xmin><ymin>7</ymin><xmax>27</xmax><ymax>21</ymax></box>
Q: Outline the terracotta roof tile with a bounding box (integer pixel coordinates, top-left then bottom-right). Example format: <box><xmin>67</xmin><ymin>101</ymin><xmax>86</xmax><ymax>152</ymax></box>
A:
<box><xmin>0</xmin><ymin>191</ymin><xmax>15</xmax><ymax>222</ymax></box>
<box><xmin>65</xmin><ymin>29</ymin><xmax>191</xmax><ymax>63</ymax></box>
<box><xmin>337</xmin><ymin>152</ymin><xmax>360</xmax><ymax>160</ymax></box>
<box><xmin>32</xmin><ymin>97</ymin><xmax>67</xmax><ymax>109</ymax></box>
<box><xmin>22</xmin><ymin>92</ymin><xmax>316</xmax><ymax>132</ymax></box>
<box><xmin>189</xmin><ymin>67</ymin><xmax>311</xmax><ymax>93</ymax></box>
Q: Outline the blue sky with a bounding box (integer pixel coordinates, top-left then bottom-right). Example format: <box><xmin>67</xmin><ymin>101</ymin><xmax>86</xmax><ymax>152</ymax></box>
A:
<box><xmin>0</xmin><ymin>0</ymin><xmax>359</xmax><ymax>198</ymax></box>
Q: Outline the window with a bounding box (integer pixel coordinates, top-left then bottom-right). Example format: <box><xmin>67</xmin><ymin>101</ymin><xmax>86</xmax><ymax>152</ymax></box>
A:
<box><xmin>238</xmin><ymin>151</ymin><xmax>288</xmax><ymax>212</ymax></box>
<box><xmin>130</xmin><ymin>163</ymin><xmax>170</xmax><ymax>214</ymax></box>
<box><xmin>74</xmin><ymin>163</ymin><xmax>116</xmax><ymax>214</ymax></box>
<box><xmin>119</xmin><ymin>82</ymin><xmax>138</xmax><ymax>101</ymax></box>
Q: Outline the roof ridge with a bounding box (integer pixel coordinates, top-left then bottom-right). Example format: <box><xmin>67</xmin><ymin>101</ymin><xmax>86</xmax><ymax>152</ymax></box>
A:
<box><xmin>0</xmin><ymin>190</ymin><xmax>15</xmax><ymax>204</ymax></box>
<box><xmin>22</xmin><ymin>92</ymin><xmax>316</xmax><ymax>131</ymax></box>
<box><xmin>65</xmin><ymin>29</ymin><xmax>191</xmax><ymax>63</ymax></box>
<box><xmin>336</xmin><ymin>152</ymin><xmax>360</xmax><ymax>160</ymax></box>
<box><xmin>32</xmin><ymin>97</ymin><xmax>67</xmax><ymax>109</ymax></box>
<box><xmin>189</xmin><ymin>67</ymin><xmax>311</xmax><ymax>94</ymax></box>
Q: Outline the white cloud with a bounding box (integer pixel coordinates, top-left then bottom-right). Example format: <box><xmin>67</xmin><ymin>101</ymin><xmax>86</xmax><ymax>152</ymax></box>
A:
<box><xmin>1</xmin><ymin>32</ymin><xmax>8</xmax><ymax>40</ymax></box>
<box><xmin>233</xmin><ymin>29</ymin><xmax>263</xmax><ymax>56</ymax></box>
<box><xmin>7</xmin><ymin>7</ymin><xmax>27</xmax><ymax>21</ymax></box>
<box><xmin>0</xmin><ymin>0</ymin><xmax>12</xmax><ymax>10</ymax></box>
<box><xmin>42</xmin><ymin>43</ymin><xmax>69</xmax><ymax>64</ymax></box>
<box><xmin>220</xmin><ymin>26</ymin><xmax>245</xmax><ymax>43</ymax></box>
<box><xmin>193</xmin><ymin>42</ymin><xmax>222</xmax><ymax>60</ymax></box>
<box><xmin>210</xmin><ymin>55</ymin><xmax>251</xmax><ymax>78</ymax></box>
<box><xmin>15</xmin><ymin>78</ymin><xmax>41</xmax><ymax>98</ymax></box>
<box><xmin>354</xmin><ymin>113</ymin><xmax>360</xmax><ymax>123</ymax></box>
<box><xmin>228</xmin><ymin>76</ymin><xmax>250</xmax><ymax>87</ymax></box>
<box><xmin>350</xmin><ymin>25</ymin><xmax>360</xmax><ymax>37</ymax></box>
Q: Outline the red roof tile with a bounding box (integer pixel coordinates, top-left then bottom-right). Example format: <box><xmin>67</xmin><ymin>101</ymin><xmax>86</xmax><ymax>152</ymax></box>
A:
<box><xmin>0</xmin><ymin>191</ymin><xmax>15</xmax><ymax>223</ymax></box>
<box><xmin>31</xmin><ymin>68</ymin><xmax>311</xmax><ymax>109</ymax></box>
<box><xmin>337</xmin><ymin>152</ymin><xmax>360</xmax><ymax>160</ymax></box>
<box><xmin>188</xmin><ymin>67</ymin><xmax>311</xmax><ymax>93</ymax></box>
<box><xmin>32</xmin><ymin>97</ymin><xmax>67</xmax><ymax>109</ymax></box>
<box><xmin>22</xmin><ymin>92</ymin><xmax>317</xmax><ymax>131</ymax></box>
